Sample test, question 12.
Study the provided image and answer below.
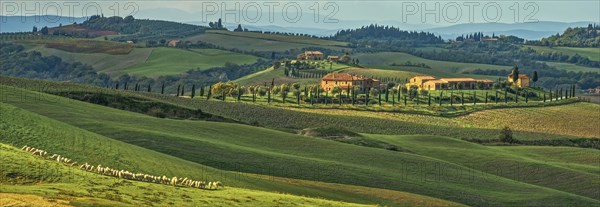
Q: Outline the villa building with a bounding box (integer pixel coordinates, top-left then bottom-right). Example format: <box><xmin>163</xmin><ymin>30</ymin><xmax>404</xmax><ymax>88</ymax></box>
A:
<box><xmin>406</xmin><ymin>76</ymin><xmax>494</xmax><ymax>90</ymax></box>
<box><xmin>508</xmin><ymin>73</ymin><xmax>530</xmax><ymax>88</ymax></box>
<box><xmin>297</xmin><ymin>51</ymin><xmax>324</xmax><ymax>61</ymax></box>
<box><xmin>320</xmin><ymin>73</ymin><xmax>380</xmax><ymax>92</ymax></box>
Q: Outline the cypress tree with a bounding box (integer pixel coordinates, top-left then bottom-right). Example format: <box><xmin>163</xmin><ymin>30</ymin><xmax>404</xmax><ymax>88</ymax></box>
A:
<box><xmin>385</xmin><ymin>88</ymin><xmax>389</xmax><ymax>102</ymax></box>
<box><xmin>461</xmin><ymin>92</ymin><xmax>464</xmax><ymax>105</ymax></box>
<box><xmin>325</xmin><ymin>91</ymin><xmax>328</xmax><ymax>105</ymax></box>
<box><xmin>124</xmin><ymin>82</ymin><xmax>128</xmax><ymax>90</ymax></box>
<box><xmin>495</xmin><ymin>91</ymin><xmax>498</xmax><ymax>104</ymax></box>
<box><xmin>191</xmin><ymin>84</ymin><xmax>196</xmax><ymax>98</ymax></box>
<box><xmin>176</xmin><ymin>85</ymin><xmax>180</xmax><ymax>96</ymax></box>
<box><xmin>515</xmin><ymin>88</ymin><xmax>518</xmax><ymax>103</ymax></box>
<box><xmin>473</xmin><ymin>91</ymin><xmax>476</xmax><ymax>105</ymax></box>
<box><xmin>115</xmin><ymin>82</ymin><xmax>119</xmax><ymax>90</ymax></box>
<box><xmin>147</xmin><ymin>85</ymin><xmax>151</xmax><ymax>92</ymax></box>
<box><xmin>237</xmin><ymin>88</ymin><xmax>241</xmax><ymax>101</ymax></box>
<box><xmin>450</xmin><ymin>91</ymin><xmax>454</xmax><ymax>106</ymax></box>
<box><xmin>181</xmin><ymin>86</ymin><xmax>185</xmax><ymax>96</ymax></box>
<box><xmin>378</xmin><ymin>87</ymin><xmax>382</xmax><ymax>106</ymax></box>
<box><xmin>267</xmin><ymin>87</ymin><xmax>271</xmax><ymax>103</ymax></box>
<box><xmin>560</xmin><ymin>88</ymin><xmax>564</xmax><ymax>100</ymax></box>
<box><xmin>439</xmin><ymin>92</ymin><xmax>443</xmax><ymax>106</ymax></box>
<box><xmin>207</xmin><ymin>85</ymin><xmax>212</xmax><ymax>100</ymax></box>
<box><xmin>392</xmin><ymin>88</ymin><xmax>395</xmax><ymax>106</ymax></box>
<box><xmin>549</xmin><ymin>90</ymin><xmax>552</xmax><ymax>101</ymax></box>
<box><xmin>222</xmin><ymin>90</ymin><xmax>226</xmax><ymax>101</ymax></box>
<box><xmin>366</xmin><ymin>88</ymin><xmax>370</xmax><ymax>106</ymax></box>
<box><xmin>555</xmin><ymin>88</ymin><xmax>558</xmax><ymax>101</ymax></box>
<box><xmin>525</xmin><ymin>90</ymin><xmax>529</xmax><ymax>103</ymax></box>
<box><xmin>161</xmin><ymin>84</ymin><xmax>165</xmax><ymax>94</ymax></box>
<box><xmin>485</xmin><ymin>92</ymin><xmax>488</xmax><ymax>104</ymax></box>
<box><xmin>351</xmin><ymin>87</ymin><xmax>355</xmax><ymax>105</ymax></box>
<box><xmin>428</xmin><ymin>93</ymin><xmax>431</xmax><ymax>106</ymax></box>
<box><xmin>543</xmin><ymin>93</ymin><xmax>546</xmax><ymax>102</ymax></box>
<box><xmin>403</xmin><ymin>94</ymin><xmax>407</xmax><ymax>106</ymax></box>
<box><xmin>200</xmin><ymin>86</ymin><xmax>204</xmax><ymax>96</ymax></box>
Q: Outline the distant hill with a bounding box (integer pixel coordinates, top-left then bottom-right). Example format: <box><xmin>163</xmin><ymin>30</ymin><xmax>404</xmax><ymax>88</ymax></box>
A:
<box><xmin>0</xmin><ymin>15</ymin><xmax>87</xmax><ymax>33</ymax></box>
<box><xmin>427</xmin><ymin>21</ymin><xmax>595</xmax><ymax>40</ymax></box>
<box><xmin>529</xmin><ymin>24</ymin><xmax>600</xmax><ymax>47</ymax></box>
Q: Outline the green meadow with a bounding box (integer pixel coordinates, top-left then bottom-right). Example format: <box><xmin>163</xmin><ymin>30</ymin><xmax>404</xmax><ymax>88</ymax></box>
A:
<box><xmin>1</xmin><ymin>85</ymin><xmax>598</xmax><ymax>206</ymax></box>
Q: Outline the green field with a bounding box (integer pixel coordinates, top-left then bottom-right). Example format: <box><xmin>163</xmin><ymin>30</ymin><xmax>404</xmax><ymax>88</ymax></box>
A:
<box><xmin>0</xmin><ymin>90</ymin><xmax>464</xmax><ymax>207</ymax></box>
<box><xmin>123</xmin><ymin>48</ymin><xmax>259</xmax><ymax>77</ymax></box>
<box><xmin>26</xmin><ymin>46</ymin><xmax>259</xmax><ymax>77</ymax></box>
<box><xmin>184</xmin><ymin>30</ymin><xmax>349</xmax><ymax>52</ymax></box>
<box><xmin>0</xmin><ymin>143</ymin><xmax>371</xmax><ymax>207</ymax></box>
<box><xmin>28</xmin><ymin>45</ymin><xmax>154</xmax><ymax>76</ymax></box>
<box><xmin>541</xmin><ymin>61</ymin><xmax>599</xmax><ymax>73</ymax></box>
<box><xmin>208</xmin><ymin>30</ymin><xmax>349</xmax><ymax>47</ymax></box>
<box><xmin>524</xmin><ymin>45</ymin><xmax>600</xmax><ymax>62</ymax></box>
<box><xmin>353</xmin><ymin>52</ymin><xmax>509</xmax><ymax>78</ymax></box>
<box><xmin>1</xmin><ymin>86</ymin><xmax>598</xmax><ymax>206</ymax></box>
<box><xmin>18</xmin><ymin>38</ymin><xmax>134</xmax><ymax>55</ymax></box>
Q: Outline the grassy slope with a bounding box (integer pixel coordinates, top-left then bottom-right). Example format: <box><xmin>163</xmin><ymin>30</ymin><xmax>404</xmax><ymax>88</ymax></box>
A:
<box><xmin>353</xmin><ymin>52</ymin><xmax>509</xmax><ymax>76</ymax></box>
<box><xmin>0</xmin><ymin>100</ymin><xmax>462</xmax><ymax>207</ymax></box>
<box><xmin>368</xmin><ymin>135</ymin><xmax>600</xmax><ymax>201</ymax></box>
<box><xmin>541</xmin><ymin>61</ymin><xmax>599</xmax><ymax>73</ymax></box>
<box><xmin>123</xmin><ymin>47</ymin><xmax>259</xmax><ymax>77</ymax></box>
<box><xmin>0</xmin><ymin>143</ymin><xmax>369</xmax><ymax>207</ymax></box>
<box><xmin>0</xmin><ymin>86</ymin><xmax>597</xmax><ymax>206</ymax></box>
<box><xmin>27</xmin><ymin>45</ymin><xmax>259</xmax><ymax>77</ymax></box>
<box><xmin>0</xmin><ymin>76</ymin><xmax>590</xmax><ymax>141</ymax></box>
<box><xmin>28</xmin><ymin>45</ymin><xmax>153</xmax><ymax>76</ymax></box>
<box><xmin>208</xmin><ymin>30</ymin><xmax>349</xmax><ymax>47</ymax></box>
<box><xmin>524</xmin><ymin>45</ymin><xmax>600</xmax><ymax>62</ymax></box>
<box><xmin>184</xmin><ymin>31</ymin><xmax>348</xmax><ymax>52</ymax></box>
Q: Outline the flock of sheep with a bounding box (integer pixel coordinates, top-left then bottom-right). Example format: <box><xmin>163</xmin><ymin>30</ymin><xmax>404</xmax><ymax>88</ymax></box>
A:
<box><xmin>21</xmin><ymin>145</ymin><xmax>224</xmax><ymax>190</ymax></box>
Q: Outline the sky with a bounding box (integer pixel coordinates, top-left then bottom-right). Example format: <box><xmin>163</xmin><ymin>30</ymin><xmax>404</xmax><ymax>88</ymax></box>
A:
<box><xmin>1</xmin><ymin>1</ymin><xmax>598</xmax><ymax>26</ymax></box>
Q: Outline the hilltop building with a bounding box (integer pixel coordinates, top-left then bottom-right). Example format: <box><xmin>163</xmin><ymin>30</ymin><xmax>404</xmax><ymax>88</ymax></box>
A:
<box><xmin>327</xmin><ymin>56</ymin><xmax>340</xmax><ymax>62</ymax></box>
<box><xmin>406</xmin><ymin>76</ymin><xmax>493</xmax><ymax>90</ymax></box>
<box><xmin>508</xmin><ymin>72</ymin><xmax>530</xmax><ymax>88</ymax></box>
<box><xmin>168</xmin><ymin>40</ymin><xmax>181</xmax><ymax>47</ymax></box>
<box><xmin>320</xmin><ymin>73</ymin><xmax>379</xmax><ymax>92</ymax></box>
<box><xmin>297</xmin><ymin>51</ymin><xmax>324</xmax><ymax>61</ymax></box>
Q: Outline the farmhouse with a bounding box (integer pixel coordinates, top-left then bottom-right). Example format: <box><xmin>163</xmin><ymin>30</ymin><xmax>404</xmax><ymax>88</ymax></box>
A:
<box><xmin>320</xmin><ymin>73</ymin><xmax>380</xmax><ymax>92</ymax></box>
<box><xmin>327</xmin><ymin>56</ymin><xmax>340</xmax><ymax>62</ymax></box>
<box><xmin>297</xmin><ymin>51</ymin><xmax>324</xmax><ymax>61</ymax></box>
<box><xmin>406</xmin><ymin>76</ymin><xmax>494</xmax><ymax>90</ymax></box>
<box><xmin>168</xmin><ymin>40</ymin><xmax>181</xmax><ymax>47</ymax></box>
<box><xmin>507</xmin><ymin>73</ymin><xmax>530</xmax><ymax>88</ymax></box>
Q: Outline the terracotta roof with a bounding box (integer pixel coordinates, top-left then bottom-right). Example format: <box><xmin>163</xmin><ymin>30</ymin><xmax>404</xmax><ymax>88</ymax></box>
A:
<box><xmin>322</xmin><ymin>73</ymin><xmax>376</xmax><ymax>81</ymax></box>
<box><xmin>305</xmin><ymin>51</ymin><xmax>323</xmax><ymax>55</ymax></box>
<box><xmin>440</xmin><ymin>78</ymin><xmax>477</xmax><ymax>82</ymax></box>
<box><xmin>424</xmin><ymin>80</ymin><xmax>446</xmax><ymax>84</ymax></box>
<box><xmin>414</xmin><ymin>76</ymin><xmax>436</xmax><ymax>80</ymax></box>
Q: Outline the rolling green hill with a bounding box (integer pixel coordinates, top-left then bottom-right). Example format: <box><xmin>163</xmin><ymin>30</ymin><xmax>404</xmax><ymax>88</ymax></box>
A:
<box><xmin>0</xmin><ymin>143</ymin><xmax>370</xmax><ymax>207</ymax></box>
<box><xmin>123</xmin><ymin>48</ymin><xmax>259</xmax><ymax>77</ymax></box>
<box><xmin>0</xmin><ymin>76</ymin><xmax>592</xmax><ymax>142</ymax></box>
<box><xmin>27</xmin><ymin>46</ymin><xmax>259</xmax><ymax>77</ymax></box>
<box><xmin>524</xmin><ymin>45</ymin><xmax>600</xmax><ymax>62</ymax></box>
<box><xmin>368</xmin><ymin>135</ymin><xmax>600</xmax><ymax>201</ymax></box>
<box><xmin>184</xmin><ymin>30</ymin><xmax>349</xmax><ymax>52</ymax></box>
<box><xmin>1</xmin><ymin>82</ymin><xmax>599</xmax><ymax>206</ymax></box>
<box><xmin>353</xmin><ymin>52</ymin><xmax>509</xmax><ymax>77</ymax></box>
<box><xmin>0</xmin><ymin>95</ymin><xmax>463</xmax><ymax>207</ymax></box>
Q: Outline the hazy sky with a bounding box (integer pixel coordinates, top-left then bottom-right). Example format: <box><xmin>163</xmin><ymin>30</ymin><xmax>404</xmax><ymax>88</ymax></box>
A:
<box><xmin>2</xmin><ymin>1</ymin><xmax>598</xmax><ymax>25</ymax></box>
